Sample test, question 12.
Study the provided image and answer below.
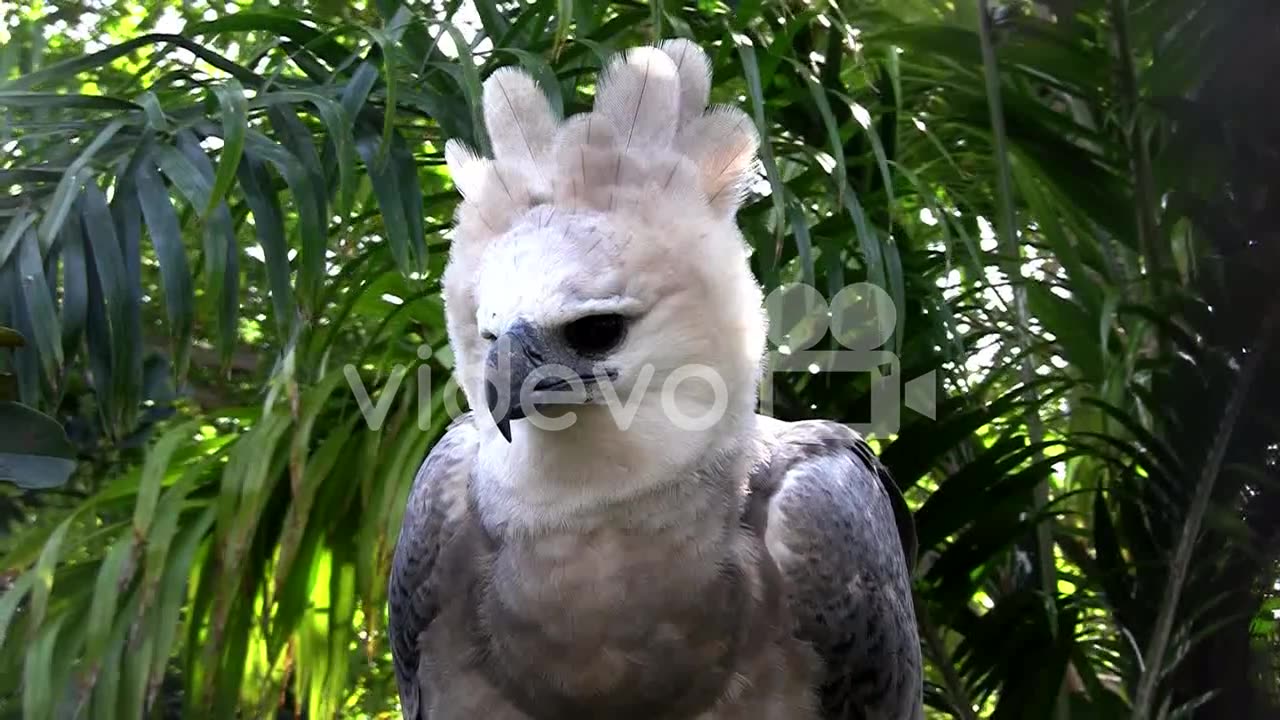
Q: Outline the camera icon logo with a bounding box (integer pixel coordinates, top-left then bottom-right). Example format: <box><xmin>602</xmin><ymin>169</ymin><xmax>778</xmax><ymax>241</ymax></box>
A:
<box><xmin>758</xmin><ymin>282</ymin><xmax>935</xmax><ymax>436</ymax></box>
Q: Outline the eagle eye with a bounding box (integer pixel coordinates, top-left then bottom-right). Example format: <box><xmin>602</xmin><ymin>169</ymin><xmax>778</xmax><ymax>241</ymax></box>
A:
<box><xmin>563</xmin><ymin>314</ymin><xmax>627</xmax><ymax>356</ymax></box>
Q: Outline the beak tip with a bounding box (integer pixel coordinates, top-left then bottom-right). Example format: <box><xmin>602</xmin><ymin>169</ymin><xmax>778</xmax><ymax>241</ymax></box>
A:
<box><xmin>486</xmin><ymin>378</ymin><xmax>513</xmax><ymax>442</ymax></box>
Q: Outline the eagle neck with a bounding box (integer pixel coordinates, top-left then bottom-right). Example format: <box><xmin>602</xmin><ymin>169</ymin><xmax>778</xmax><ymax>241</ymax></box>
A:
<box><xmin>472</xmin><ymin>406</ymin><xmax>758</xmax><ymax>540</ymax></box>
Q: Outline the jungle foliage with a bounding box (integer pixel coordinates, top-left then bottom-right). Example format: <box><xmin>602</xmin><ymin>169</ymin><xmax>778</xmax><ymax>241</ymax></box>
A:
<box><xmin>0</xmin><ymin>0</ymin><xmax>1277</xmax><ymax>718</ymax></box>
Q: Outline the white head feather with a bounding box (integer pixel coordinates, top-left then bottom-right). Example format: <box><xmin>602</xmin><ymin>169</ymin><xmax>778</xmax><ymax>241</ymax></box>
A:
<box><xmin>440</xmin><ymin>42</ymin><xmax>767</xmax><ymax>530</ymax></box>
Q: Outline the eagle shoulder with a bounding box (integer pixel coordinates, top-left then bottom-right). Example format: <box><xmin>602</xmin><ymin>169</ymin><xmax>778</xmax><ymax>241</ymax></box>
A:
<box><xmin>752</xmin><ymin>416</ymin><xmax>923</xmax><ymax>720</ymax></box>
<box><xmin>388</xmin><ymin>413</ymin><xmax>480</xmax><ymax>719</ymax></box>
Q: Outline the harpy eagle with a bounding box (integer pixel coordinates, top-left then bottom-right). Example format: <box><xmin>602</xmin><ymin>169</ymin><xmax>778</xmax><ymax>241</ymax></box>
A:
<box><xmin>388</xmin><ymin>40</ymin><xmax>923</xmax><ymax>719</ymax></box>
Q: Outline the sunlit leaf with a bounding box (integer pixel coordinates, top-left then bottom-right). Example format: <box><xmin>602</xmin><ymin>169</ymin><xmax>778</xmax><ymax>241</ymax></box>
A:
<box><xmin>206</xmin><ymin>78</ymin><xmax>248</xmax><ymax>216</ymax></box>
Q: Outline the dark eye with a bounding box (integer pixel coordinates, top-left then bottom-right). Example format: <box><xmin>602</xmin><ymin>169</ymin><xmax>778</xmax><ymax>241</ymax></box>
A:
<box><xmin>563</xmin><ymin>314</ymin><xmax>627</xmax><ymax>355</ymax></box>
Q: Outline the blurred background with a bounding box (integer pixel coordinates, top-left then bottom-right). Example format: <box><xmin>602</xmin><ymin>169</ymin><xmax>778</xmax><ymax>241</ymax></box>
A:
<box><xmin>0</xmin><ymin>0</ymin><xmax>1277</xmax><ymax>717</ymax></box>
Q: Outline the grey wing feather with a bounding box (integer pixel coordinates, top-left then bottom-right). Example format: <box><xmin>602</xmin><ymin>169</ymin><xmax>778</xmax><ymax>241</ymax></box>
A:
<box><xmin>756</xmin><ymin>417</ymin><xmax>923</xmax><ymax>720</ymax></box>
<box><xmin>388</xmin><ymin>414</ymin><xmax>479</xmax><ymax>720</ymax></box>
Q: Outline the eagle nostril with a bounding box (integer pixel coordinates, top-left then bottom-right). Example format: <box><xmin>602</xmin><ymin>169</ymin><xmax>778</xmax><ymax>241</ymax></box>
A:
<box><xmin>532</xmin><ymin>375</ymin><xmax>570</xmax><ymax>392</ymax></box>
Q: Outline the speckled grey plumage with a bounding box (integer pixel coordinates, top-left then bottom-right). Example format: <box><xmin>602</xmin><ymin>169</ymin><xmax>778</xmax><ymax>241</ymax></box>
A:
<box><xmin>388</xmin><ymin>413</ymin><xmax>922</xmax><ymax>720</ymax></box>
<box><xmin>753</xmin><ymin>417</ymin><xmax>922</xmax><ymax>720</ymax></box>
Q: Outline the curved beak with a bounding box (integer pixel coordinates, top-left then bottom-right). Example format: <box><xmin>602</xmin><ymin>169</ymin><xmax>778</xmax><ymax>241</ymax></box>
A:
<box><xmin>484</xmin><ymin>321</ymin><xmax>604</xmax><ymax>442</ymax></box>
<box><xmin>484</xmin><ymin>322</ymin><xmax>539</xmax><ymax>442</ymax></box>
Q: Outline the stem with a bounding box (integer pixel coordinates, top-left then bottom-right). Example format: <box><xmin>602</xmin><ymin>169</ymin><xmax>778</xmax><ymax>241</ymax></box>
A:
<box><xmin>915</xmin><ymin>590</ymin><xmax>978</xmax><ymax>720</ymax></box>
<box><xmin>975</xmin><ymin>0</ymin><xmax>1057</xmax><ymax>604</ymax></box>
<box><xmin>1130</xmin><ymin>298</ymin><xmax>1280</xmax><ymax>720</ymax></box>
<box><xmin>975</xmin><ymin>4</ymin><xmax>1065</xmax><ymax>712</ymax></box>
<box><xmin>1110</xmin><ymin>0</ymin><xmax>1168</xmax><ymax>294</ymax></box>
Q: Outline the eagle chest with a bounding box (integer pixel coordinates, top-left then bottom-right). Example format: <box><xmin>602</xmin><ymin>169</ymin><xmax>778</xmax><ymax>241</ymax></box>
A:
<box><xmin>418</xmin><ymin>522</ymin><xmax>820</xmax><ymax>719</ymax></box>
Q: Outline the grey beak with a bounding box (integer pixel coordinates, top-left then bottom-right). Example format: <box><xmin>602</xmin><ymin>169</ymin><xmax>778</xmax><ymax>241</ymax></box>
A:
<box><xmin>484</xmin><ymin>323</ymin><xmax>540</xmax><ymax>443</ymax></box>
<box><xmin>485</xmin><ymin>383</ymin><xmax>515</xmax><ymax>443</ymax></box>
<box><xmin>483</xmin><ymin>321</ymin><xmax>614</xmax><ymax>442</ymax></box>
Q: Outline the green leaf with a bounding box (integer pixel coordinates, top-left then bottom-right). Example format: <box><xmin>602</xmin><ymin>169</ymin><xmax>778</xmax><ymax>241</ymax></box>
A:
<box><xmin>1</xmin><ymin>251</ymin><xmax>39</xmax><ymax>405</ymax></box>
<box><xmin>570</xmin><ymin>37</ymin><xmax>615</xmax><ymax>66</ymax></box>
<box><xmin>270</xmin><ymin>414</ymin><xmax>356</xmax><ymax>657</ymax></box>
<box><xmin>553</xmin><ymin>0</ymin><xmax>574</xmax><ymax>55</ymax></box>
<box><xmin>0</xmin><ymin>570</ymin><xmax>36</xmax><ymax>650</ymax></box>
<box><xmin>57</xmin><ymin>213</ymin><xmax>88</xmax><ymax>360</ymax></box>
<box><xmin>81</xmin><ymin>184</ymin><xmax>138</xmax><ymax>436</ymax></box>
<box><xmin>138</xmin><ymin>462</ymin><xmax>204</xmax><ymax>613</ymax></box>
<box><xmin>133</xmin><ymin>419</ymin><xmax>202</xmax><ymax>538</ymax></box>
<box><xmin>0</xmin><ymin>208</ymin><xmax>37</xmax><ymax>270</ymax></box>
<box><xmin>356</xmin><ymin>130</ymin><xmax>426</xmax><ymax>276</ymax></box>
<box><xmin>206</xmin><ymin>78</ymin><xmax>248</xmax><ymax>216</ymax></box>
<box><xmin>138</xmin><ymin>90</ymin><xmax>169</xmax><ymax>132</ymax></box>
<box><xmin>798</xmin><ymin>65</ymin><xmax>848</xmax><ymax>206</ymax></box>
<box><xmin>187</xmin><ymin>13</ymin><xmax>353</xmax><ymax>66</ymax></box>
<box><xmin>1079</xmin><ymin>397</ymin><xmax>1183</xmax><ymax>481</ymax></box>
<box><xmin>81</xmin><ymin>534</ymin><xmax>136</xmax><ymax>686</ymax></box>
<box><xmin>832</xmin><ymin>88</ymin><xmax>897</xmax><ymax>216</ymax></box>
<box><xmin>736</xmin><ymin>42</ymin><xmax>787</xmax><ymax>268</ymax></box>
<box><xmin>0</xmin><ymin>401</ymin><xmax>75</xmax><ymax>489</ymax></box>
<box><xmin>842</xmin><ymin>189</ymin><xmax>887</xmax><ymax>297</ymax></box>
<box><xmin>1092</xmin><ymin>488</ymin><xmax>1133</xmax><ymax>616</ymax></box>
<box><xmin>134</xmin><ymin>162</ymin><xmax>195</xmax><ymax>373</ymax></box>
<box><xmin>150</xmin><ymin>505</ymin><xmax>216</xmax><ymax>699</ymax></box>
<box><xmin>107</xmin><ymin>161</ymin><xmax>148</xmax><ymax>431</ymax></box>
<box><xmin>154</xmin><ymin>143</ymin><xmax>214</xmax><ymax>210</ymax></box>
<box><xmin>914</xmin><ymin>438</ymin><xmax>1047</xmax><ymax>549</ymax></box>
<box><xmin>365</xmin><ymin>25</ymin><xmax>401</xmax><ymax>168</ymax></box>
<box><xmin>25</xmin><ymin>514</ymin><xmax>76</xmax><ymax>644</ymax></box>
<box><xmin>1025</xmin><ymin>281</ymin><xmax>1103</xmax><ymax>380</ymax></box>
<box><xmin>15</xmin><ymin>224</ymin><xmax>62</xmax><ymax>384</ymax></box>
<box><xmin>881</xmin><ymin>383</ymin><xmax>1052</xmax><ymax>490</ymax></box>
<box><xmin>245</xmin><ymin>127</ymin><xmax>327</xmax><ymax>313</ymax></box>
<box><xmin>22</xmin><ymin>613</ymin><xmax>66</xmax><ymax>720</ymax></box>
<box><xmin>786</xmin><ymin>202</ymin><xmax>815</xmax><ymax>288</ymax></box>
<box><xmin>170</xmin><ymin>130</ymin><xmax>242</xmax><ymax>369</ymax></box>
<box><xmin>119</xmin><ymin>630</ymin><xmax>154</xmax><ymax>720</ymax></box>
<box><xmin>88</xmin><ymin>585</ymin><xmax>139</xmax><ymax>719</ymax></box>
<box><xmin>0</xmin><ymin>90</ymin><xmax>139</xmax><ymax>111</ymax></box>
<box><xmin>215</xmin><ymin>412</ymin><xmax>292</xmax><ymax>559</ymax></box>
<box><xmin>36</xmin><ymin>119</ymin><xmax>127</xmax><ymax>249</ymax></box>
<box><xmin>0</xmin><ymin>325</ymin><xmax>25</xmax><ymax>348</ymax></box>
<box><xmin>339</xmin><ymin>60</ymin><xmax>380</xmax><ymax>121</ymax></box>
<box><xmin>471</xmin><ymin>0</ymin><xmax>512</xmax><ymax>45</ymax></box>
<box><xmin>236</xmin><ymin>151</ymin><xmax>297</xmax><ymax>340</ymax></box>
<box><xmin>325</xmin><ymin>555</ymin><xmax>357</xmax><ymax>710</ymax></box>
<box><xmin>1</xmin><ymin>33</ymin><xmax>261</xmax><ymax>92</ymax></box>
<box><xmin>254</xmin><ymin>90</ymin><xmax>359</xmax><ymax>214</ymax></box>
<box><xmin>443</xmin><ymin>22</ymin><xmax>487</xmax><ymax>154</ymax></box>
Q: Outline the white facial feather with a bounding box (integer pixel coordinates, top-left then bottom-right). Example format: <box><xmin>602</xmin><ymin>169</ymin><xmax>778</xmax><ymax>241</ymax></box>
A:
<box><xmin>442</xmin><ymin>139</ymin><xmax>489</xmax><ymax>201</ymax></box>
<box><xmin>480</xmin><ymin>66</ymin><xmax>558</xmax><ymax>175</ymax></box>
<box><xmin>552</xmin><ymin>112</ymin><xmax>619</xmax><ymax>153</ymax></box>
<box><xmin>595</xmin><ymin>46</ymin><xmax>681</xmax><ymax>152</ymax></box>
<box><xmin>677</xmin><ymin>105</ymin><xmax>761</xmax><ymax>218</ymax></box>
<box><xmin>657</xmin><ymin>38</ymin><xmax>712</xmax><ymax>127</ymax></box>
<box><xmin>440</xmin><ymin>41</ymin><xmax>769</xmax><ymax>530</ymax></box>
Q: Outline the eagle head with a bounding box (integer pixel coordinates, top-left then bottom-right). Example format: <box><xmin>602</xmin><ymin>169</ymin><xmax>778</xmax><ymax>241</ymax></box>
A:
<box><xmin>439</xmin><ymin>42</ymin><xmax>767</xmax><ymax>510</ymax></box>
